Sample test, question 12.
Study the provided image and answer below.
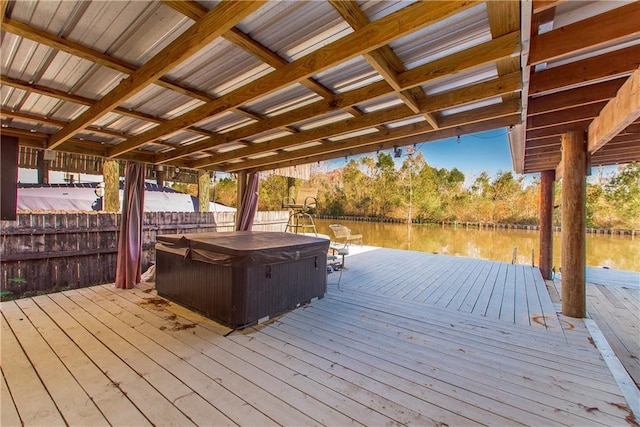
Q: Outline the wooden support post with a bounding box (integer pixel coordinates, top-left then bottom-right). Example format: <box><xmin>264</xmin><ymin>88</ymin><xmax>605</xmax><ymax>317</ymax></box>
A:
<box><xmin>37</xmin><ymin>150</ymin><xmax>49</xmax><ymax>184</ymax></box>
<box><xmin>539</xmin><ymin>169</ymin><xmax>555</xmax><ymax>279</ymax></box>
<box><xmin>103</xmin><ymin>160</ymin><xmax>120</xmax><ymax>213</ymax></box>
<box><xmin>561</xmin><ymin>131</ymin><xmax>587</xmax><ymax>318</ymax></box>
<box><xmin>287</xmin><ymin>177</ymin><xmax>296</xmax><ymax>202</ymax></box>
<box><xmin>198</xmin><ymin>170</ymin><xmax>211</xmax><ymax>213</ymax></box>
<box><xmin>155</xmin><ymin>166</ymin><xmax>165</xmax><ymax>187</ymax></box>
<box><xmin>235</xmin><ymin>171</ymin><xmax>247</xmax><ymax>230</ymax></box>
<box><xmin>1</xmin><ymin>135</ymin><xmax>19</xmax><ymax>220</ymax></box>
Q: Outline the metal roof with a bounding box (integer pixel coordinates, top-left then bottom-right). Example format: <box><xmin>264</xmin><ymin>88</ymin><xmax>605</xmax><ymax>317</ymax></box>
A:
<box><xmin>2</xmin><ymin>0</ymin><xmax>638</xmax><ymax>176</ymax></box>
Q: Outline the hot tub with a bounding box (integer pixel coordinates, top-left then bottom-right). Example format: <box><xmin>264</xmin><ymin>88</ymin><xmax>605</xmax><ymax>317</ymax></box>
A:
<box><xmin>155</xmin><ymin>231</ymin><xmax>329</xmax><ymax>329</ymax></box>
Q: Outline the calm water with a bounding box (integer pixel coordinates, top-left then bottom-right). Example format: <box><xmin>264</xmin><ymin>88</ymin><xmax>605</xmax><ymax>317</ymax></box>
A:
<box><xmin>314</xmin><ymin>218</ymin><xmax>640</xmax><ymax>272</ymax></box>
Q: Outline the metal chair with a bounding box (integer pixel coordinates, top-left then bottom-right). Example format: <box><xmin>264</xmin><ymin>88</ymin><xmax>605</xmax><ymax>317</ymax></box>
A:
<box><xmin>283</xmin><ymin>187</ymin><xmax>318</xmax><ymax>235</ymax></box>
<box><xmin>329</xmin><ymin>224</ymin><xmax>363</xmax><ymax>246</ymax></box>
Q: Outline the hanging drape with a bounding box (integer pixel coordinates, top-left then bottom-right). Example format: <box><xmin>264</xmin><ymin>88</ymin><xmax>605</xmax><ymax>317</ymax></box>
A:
<box><xmin>115</xmin><ymin>162</ymin><xmax>145</xmax><ymax>289</ymax></box>
<box><xmin>236</xmin><ymin>172</ymin><xmax>259</xmax><ymax>231</ymax></box>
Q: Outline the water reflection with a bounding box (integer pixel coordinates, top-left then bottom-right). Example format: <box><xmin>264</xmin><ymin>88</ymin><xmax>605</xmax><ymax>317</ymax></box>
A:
<box><xmin>315</xmin><ymin>219</ymin><xmax>639</xmax><ymax>272</ymax></box>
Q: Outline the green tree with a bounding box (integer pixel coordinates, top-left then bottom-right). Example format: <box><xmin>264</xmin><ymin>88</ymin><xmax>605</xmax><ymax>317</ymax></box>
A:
<box><xmin>604</xmin><ymin>163</ymin><xmax>640</xmax><ymax>229</ymax></box>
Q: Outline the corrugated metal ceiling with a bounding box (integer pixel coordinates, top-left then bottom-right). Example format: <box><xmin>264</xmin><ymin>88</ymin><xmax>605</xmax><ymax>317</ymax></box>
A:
<box><xmin>2</xmin><ymin>0</ymin><xmax>637</xmax><ymax>175</ymax></box>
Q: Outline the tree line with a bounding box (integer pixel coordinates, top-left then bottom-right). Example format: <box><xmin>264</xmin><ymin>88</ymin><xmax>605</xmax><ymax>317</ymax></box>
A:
<box><xmin>193</xmin><ymin>155</ymin><xmax>639</xmax><ymax>230</ymax></box>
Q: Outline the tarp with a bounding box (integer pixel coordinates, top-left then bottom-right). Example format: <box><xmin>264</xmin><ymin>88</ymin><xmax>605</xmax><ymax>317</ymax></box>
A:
<box><xmin>156</xmin><ymin>231</ymin><xmax>329</xmax><ymax>267</ymax></box>
<box><xmin>16</xmin><ymin>184</ymin><xmax>235</xmax><ymax>212</ymax></box>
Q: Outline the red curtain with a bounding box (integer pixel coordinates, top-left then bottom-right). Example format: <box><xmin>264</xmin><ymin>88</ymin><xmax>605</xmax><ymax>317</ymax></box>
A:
<box><xmin>236</xmin><ymin>172</ymin><xmax>259</xmax><ymax>231</ymax></box>
<box><xmin>115</xmin><ymin>162</ymin><xmax>145</xmax><ymax>289</ymax></box>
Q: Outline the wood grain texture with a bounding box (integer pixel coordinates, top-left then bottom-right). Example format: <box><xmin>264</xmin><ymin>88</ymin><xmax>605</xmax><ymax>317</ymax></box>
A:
<box><xmin>1</xmin><ymin>248</ymin><xmax>633</xmax><ymax>425</ymax></box>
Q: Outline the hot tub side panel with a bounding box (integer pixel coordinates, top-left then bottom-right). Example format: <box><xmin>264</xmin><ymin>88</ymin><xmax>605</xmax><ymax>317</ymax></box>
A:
<box><xmin>156</xmin><ymin>249</ymin><xmax>251</xmax><ymax>326</ymax></box>
<box><xmin>250</xmin><ymin>254</ymin><xmax>327</xmax><ymax>321</ymax></box>
<box><xmin>156</xmin><ymin>248</ymin><xmax>327</xmax><ymax>328</ymax></box>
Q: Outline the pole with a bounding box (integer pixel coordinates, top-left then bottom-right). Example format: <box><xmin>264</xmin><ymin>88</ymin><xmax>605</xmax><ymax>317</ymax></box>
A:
<box><xmin>561</xmin><ymin>131</ymin><xmax>587</xmax><ymax>318</ymax></box>
<box><xmin>539</xmin><ymin>170</ymin><xmax>555</xmax><ymax>279</ymax></box>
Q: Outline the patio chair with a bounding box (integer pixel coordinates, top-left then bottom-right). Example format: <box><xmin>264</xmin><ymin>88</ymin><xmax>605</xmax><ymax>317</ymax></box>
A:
<box><xmin>329</xmin><ymin>224</ymin><xmax>363</xmax><ymax>246</ymax></box>
<box><xmin>283</xmin><ymin>187</ymin><xmax>318</xmax><ymax>234</ymax></box>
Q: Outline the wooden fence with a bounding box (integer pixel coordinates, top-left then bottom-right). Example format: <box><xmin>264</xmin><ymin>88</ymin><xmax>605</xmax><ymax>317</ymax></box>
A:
<box><xmin>1</xmin><ymin>211</ymin><xmax>289</xmax><ymax>298</ymax></box>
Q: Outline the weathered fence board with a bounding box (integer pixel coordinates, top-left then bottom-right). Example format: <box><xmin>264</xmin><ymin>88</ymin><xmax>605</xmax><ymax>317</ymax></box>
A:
<box><xmin>1</xmin><ymin>211</ymin><xmax>289</xmax><ymax>298</ymax></box>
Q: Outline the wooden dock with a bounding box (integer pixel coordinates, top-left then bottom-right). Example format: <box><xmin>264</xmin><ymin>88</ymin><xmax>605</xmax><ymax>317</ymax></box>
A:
<box><xmin>1</xmin><ymin>249</ymin><xmax>636</xmax><ymax>426</ymax></box>
<box><xmin>549</xmin><ymin>267</ymin><xmax>640</xmax><ymax>389</ymax></box>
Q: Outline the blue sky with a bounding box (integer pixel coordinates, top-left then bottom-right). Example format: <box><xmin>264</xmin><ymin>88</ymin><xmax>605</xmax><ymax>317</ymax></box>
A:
<box><xmin>325</xmin><ymin>128</ymin><xmax>516</xmax><ymax>184</ymax></box>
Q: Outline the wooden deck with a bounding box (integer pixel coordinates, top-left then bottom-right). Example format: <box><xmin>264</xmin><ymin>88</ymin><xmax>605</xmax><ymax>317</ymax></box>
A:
<box><xmin>1</xmin><ymin>249</ymin><xmax>636</xmax><ymax>426</ymax></box>
<box><xmin>550</xmin><ymin>267</ymin><xmax>640</xmax><ymax>389</ymax></box>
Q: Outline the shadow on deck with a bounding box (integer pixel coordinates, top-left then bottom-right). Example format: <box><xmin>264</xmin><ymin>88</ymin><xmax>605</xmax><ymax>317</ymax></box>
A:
<box><xmin>1</xmin><ymin>249</ymin><xmax>637</xmax><ymax>426</ymax></box>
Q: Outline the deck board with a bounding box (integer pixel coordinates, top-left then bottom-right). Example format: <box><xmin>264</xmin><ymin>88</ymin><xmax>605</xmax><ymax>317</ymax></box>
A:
<box><xmin>1</xmin><ymin>249</ymin><xmax>635</xmax><ymax>426</ymax></box>
<box><xmin>336</xmin><ymin>248</ymin><xmax>559</xmax><ymax>330</ymax></box>
<box><xmin>1</xmin><ymin>311</ymin><xmax>66</xmax><ymax>426</ymax></box>
<box><xmin>280</xmin><ymin>298</ymin><xmax>624</xmax><ymax>425</ymax></box>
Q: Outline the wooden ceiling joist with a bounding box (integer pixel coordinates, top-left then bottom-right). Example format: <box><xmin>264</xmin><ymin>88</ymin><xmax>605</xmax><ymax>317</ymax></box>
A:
<box><xmin>241</xmin><ymin>114</ymin><xmax>522</xmax><ymax>173</ymax></box>
<box><xmin>4</xmin><ymin>0</ymin><xmax>636</xmax><ymax>176</ymax></box>
<box><xmin>107</xmin><ymin>1</ymin><xmax>476</xmax><ymax>158</ymax></box>
<box><xmin>225</xmin><ymin>99</ymin><xmax>520</xmax><ymax>172</ymax></box>
<box><xmin>529</xmin><ymin>2</ymin><xmax>640</xmax><ymax>65</ymax></box>
<box><xmin>154</xmin><ymin>31</ymin><xmax>519</xmax><ymax>164</ymax></box>
<box><xmin>46</xmin><ymin>1</ymin><xmax>265</xmax><ymax>149</ymax></box>
<box><xmin>329</xmin><ymin>0</ymin><xmax>439</xmax><ymax>129</ymax></box>
<box><xmin>528</xmin><ymin>44</ymin><xmax>640</xmax><ymax>96</ymax></box>
<box><xmin>191</xmin><ymin>72</ymin><xmax>521</xmax><ymax>169</ymax></box>
<box><xmin>588</xmin><ymin>68</ymin><xmax>640</xmax><ymax>154</ymax></box>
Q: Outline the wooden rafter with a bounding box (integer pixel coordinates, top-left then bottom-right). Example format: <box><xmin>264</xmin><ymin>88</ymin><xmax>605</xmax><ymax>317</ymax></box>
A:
<box><xmin>0</xmin><ymin>74</ymin><xmax>229</xmax><ymax>142</ymax></box>
<box><xmin>1</xmin><ymin>109</ymin><xmax>127</xmax><ymax>141</ymax></box>
<box><xmin>528</xmin><ymin>44</ymin><xmax>640</xmax><ymax>96</ymax></box>
<box><xmin>529</xmin><ymin>2</ymin><xmax>640</xmax><ymax>66</ymax></box>
<box><xmin>189</xmin><ymin>71</ymin><xmax>521</xmax><ymax>169</ymax></box>
<box><xmin>193</xmin><ymin>105</ymin><xmax>416</xmax><ymax>168</ymax></box>
<box><xmin>224</xmin><ymin>100</ymin><xmax>520</xmax><ymax>172</ymax></box>
<box><xmin>107</xmin><ymin>1</ymin><xmax>476</xmax><ymax>158</ymax></box>
<box><xmin>163</xmin><ymin>0</ymin><xmax>335</xmax><ymax>100</ymax></box>
<box><xmin>153</xmin><ymin>81</ymin><xmax>392</xmax><ymax>163</ymax></box>
<box><xmin>527</xmin><ymin>78</ymin><xmax>626</xmax><ymax>116</ymax></box>
<box><xmin>241</xmin><ymin>113</ymin><xmax>521</xmax><ymax>173</ymax></box>
<box><xmin>329</xmin><ymin>0</ymin><xmax>439</xmax><ymax>129</ymax></box>
<box><xmin>155</xmin><ymin>30</ymin><xmax>519</xmax><ymax>163</ymax></box>
<box><xmin>588</xmin><ymin>68</ymin><xmax>640</xmax><ymax>154</ymax></box>
<box><xmin>46</xmin><ymin>1</ymin><xmax>265</xmax><ymax>149</ymax></box>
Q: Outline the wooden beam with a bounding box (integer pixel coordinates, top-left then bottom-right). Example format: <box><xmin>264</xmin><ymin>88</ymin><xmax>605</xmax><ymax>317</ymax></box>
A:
<box><xmin>47</xmin><ymin>1</ymin><xmax>265</xmax><ymax>149</ymax></box>
<box><xmin>108</xmin><ymin>1</ymin><xmax>476</xmax><ymax>157</ymax></box>
<box><xmin>225</xmin><ymin>101</ymin><xmax>520</xmax><ymax>172</ymax></box>
<box><xmin>198</xmin><ymin>170</ymin><xmax>211</xmax><ymax>213</ymax></box>
<box><xmin>242</xmin><ymin>114</ymin><xmax>521</xmax><ymax>173</ymax></box>
<box><xmin>588</xmin><ymin>68</ymin><xmax>640</xmax><ymax>154</ymax></box>
<box><xmin>418</xmin><ymin>71</ymin><xmax>521</xmax><ymax>112</ymax></box>
<box><xmin>486</xmin><ymin>0</ymin><xmax>521</xmax><ymax>102</ymax></box>
<box><xmin>163</xmin><ymin>0</ymin><xmax>335</xmax><ymax>100</ymax></box>
<box><xmin>193</xmin><ymin>105</ymin><xmax>415</xmax><ymax>168</ymax></box>
<box><xmin>527</xmin><ymin>77</ymin><xmax>625</xmax><ymax>116</ymax></box>
<box><xmin>2</xmin><ymin>18</ymin><xmax>221</xmax><ymax>105</ymax></box>
<box><xmin>329</xmin><ymin>0</ymin><xmax>439</xmax><ymax>129</ymax></box>
<box><xmin>529</xmin><ymin>2</ymin><xmax>640</xmax><ymax>65</ymax></box>
<box><xmin>1</xmin><ymin>109</ymin><xmax>128</xmax><ymax>141</ymax></box>
<box><xmin>192</xmin><ymin>74</ymin><xmax>520</xmax><ymax>169</ymax></box>
<box><xmin>154</xmin><ymin>80</ymin><xmax>393</xmax><ymax>163</ymax></box>
<box><xmin>398</xmin><ymin>31</ymin><xmax>520</xmax><ymax>90</ymax></box>
<box><xmin>154</xmin><ymin>32</ymin><xmax>518</xmax><ymax>163</ymax></box>
<box><xmin>527</xmin><ymin>101</ymin><xmax>607</xmax><ymax>130</ymax></box>
<box><xmin>529</xmin><ymin>45</ymin><xmax>640</xmax><ymax>96</ymax></box>
<box><xmin>508</xmin><ymin>123</ymin><xmax>525</xmax><ymax>174</ymax></box>
<box><xmin>103</xmin><ymin>160</ymin><xmax>120</xmax><ymax>213</ymax></box>
<box><xmin>561</xmin><ymin>130</ymin><xmax>587</xmax><ymax>319</ymax></box>
<box><xmin>0</xmin><ymin>0</ymin><xmax>9</xmax><ymax>18</ymax></box>
<box><xmin>532</xmin><ymin>0</ymin><xmax>564</xmax><ymax>15</ymax></box>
